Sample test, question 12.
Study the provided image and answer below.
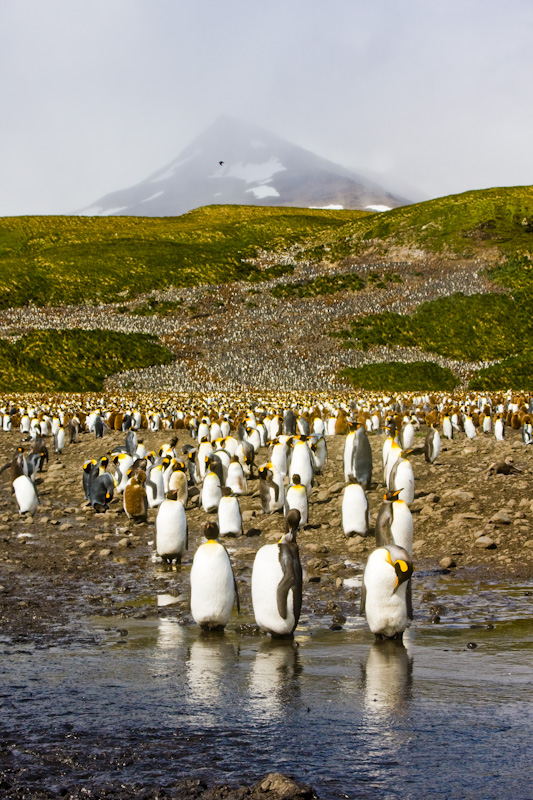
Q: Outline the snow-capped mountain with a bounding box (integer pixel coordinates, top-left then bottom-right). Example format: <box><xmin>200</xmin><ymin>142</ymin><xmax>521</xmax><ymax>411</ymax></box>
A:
<box><xmin>78</xmin><ymin>116</ymin><xmax>408</xmax><ymax>217</ymax></box>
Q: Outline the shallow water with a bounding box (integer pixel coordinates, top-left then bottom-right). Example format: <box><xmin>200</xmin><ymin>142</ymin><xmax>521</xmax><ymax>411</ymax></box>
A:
<box><xmin>1</xmin><ymin>574</ymin><xmax>532</xmax><ymax>799</ymax></box>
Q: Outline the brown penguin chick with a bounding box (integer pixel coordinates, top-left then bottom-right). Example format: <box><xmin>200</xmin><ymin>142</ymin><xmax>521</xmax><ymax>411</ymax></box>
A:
<box><xmin>511</xmin><ymin>412</ymin><xmax>522</xmax><ymax>430</ymax></box>
<box><xmin>0</xmin><ymin>446</ymin><xmax>26</xmax><ymax>489</ymax></box>
<box><xmin>123</xmin><ymin>471</ymin><xmax>148</xmax><ymax>521</ymax></box>
<box><xmin>334</xmin><ymin>410</ymin><xmax>350</xmax><ymax>436</ymax></box>
<box><xmin>485</xmin><ymin>457</ymin><xmax>523</xmax><ymax>477</ymax></box>
<box><xmin>425</xmin><ymin>408</ymin><xmax>439</xmax><ymax>427</ymax></box>
<box><xmin>114</xmin><ymin>413</ymin><xmax>124</xmax><ymax>431</ymax></box>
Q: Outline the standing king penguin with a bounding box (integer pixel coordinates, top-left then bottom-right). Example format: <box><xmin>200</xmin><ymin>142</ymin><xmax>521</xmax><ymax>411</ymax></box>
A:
<box><xmin>190</xmin><ymin>522</ymin><xmax>239</xmax><ymax>630</ymax></box>
<box><xmin>360</xmin><ymin>544</ymin><xmax>414</xmax><ymax>639</ymax></box>
<box><xmin>251</xmin><ymin>509</ymin><xmax>302</xmax><ymax>637</ymax></box>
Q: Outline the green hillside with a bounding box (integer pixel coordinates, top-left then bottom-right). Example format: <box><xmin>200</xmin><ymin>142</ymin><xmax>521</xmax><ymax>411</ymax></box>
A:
<box><xmin>300</xmin><ymin>185</ymin><xmax>533</xmax><ymax>264</ymax></box>
<box><xmin>0</xmin><ymin>207</ymin><xmax>366</xmax><ymax>308</ymax></box>
<box><xmin>1</xmin><ymin>187</ymin><xmax>533</xmax><ymax>391</ymax></box>
<box><xmin>1</xmin><ymin>186</ymin><xmax>533</xmax><ymax>310</ymax></box>
<box><xmin>0</xmin><ymin>330</ymin><xmax>174</xmax><ymax>392</ymax></box>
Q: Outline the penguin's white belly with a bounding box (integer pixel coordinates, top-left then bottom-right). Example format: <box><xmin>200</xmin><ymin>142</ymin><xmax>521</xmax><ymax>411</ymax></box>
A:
<box><xmin>343</xmin><ymin>433</ymin><xmax>355</xmax><ymax>481</ymax></box>
<box><xmin>156</xmin><ymin>499</ymin><xmax>187</xmax><ymax>558</ymax></box>
<box><xmin>218</xmin><ymin>496</ymin><xmax>242</xmax><ymax>535</ymax></box>
<box><xmin>271</xmin><ymin>447</ymin><xmax>288</xmax><ymax>477</ymax></box>
<box><xmin>115</xmin><ymin>456</ymin><xmax>134</xmax><ymax>493</ymax></box>
<box><xmin>402</xmin><ymin>424</ymin><xmax>415</xmax><ymax>449</ymax></box>
<box><xmin>464</xmin><ymin>419</ymin><xmax>477</xmax><ymax>438</ymax></box>
<box><xmin>342</xmin><ymin>485</ymin><xmax>368</xmax><ymax>536</ymax></box>
<box><xmin>226</xmin><ymin>464</ymin><xmax>246</xmax><ymax>495</ymax></box>
<box><xmin>290</xmin><ymin>453</ymin><xmax>313</xmax><ymax>492</ymax></box>
<box><xmin>364</xmin><ymin>563</ymin><xmax>408</xmax><ymax>638</ymax></box>
<box><xmin>202</xmin><ymin>475</ymin><xmax>222</xmax><ymax>512</ymax></box>
<box><xmin>391</xmin><ymin>504</ymin><xmax>413</xmax><ymax>555</ymax></box>
<box><xmin>286</xmin><ymin>488</ymin><xmax>308</xmax><ymax>525</ymax></box>
<box><xmin>147</xmin><ymin>470</ymin><xmax>165</xmax><ymax>507</ymax></box>
<box><xmin>13</xmin><ymin>475</ymin><xmax>38</xmax><ymax>516</ymax></box>
<box><xmin>190</xmin><ymin>543</ymin><xmax>235</xmax><ymax>628</ymax></box>
<box><xmin>392</xmin><ymin>461</ymin><xmax>415</xmax><ymax>505</ymax></box>
<box><xmin>252</xmin><ymin>544</ymin><xmax>296</xmax><ymax>636</ymax></box>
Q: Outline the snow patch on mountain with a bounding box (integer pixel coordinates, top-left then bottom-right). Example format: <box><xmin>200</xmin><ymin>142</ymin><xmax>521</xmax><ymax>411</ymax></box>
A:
<box><xmin>210</xmin><ymin>157</ymin><xmax>286</xmax><ymax>183</ymax></box>
<box><xmin>246</xmin><ymin>185</ymin><xmax>280</xmax><ymax>199</ymax></box>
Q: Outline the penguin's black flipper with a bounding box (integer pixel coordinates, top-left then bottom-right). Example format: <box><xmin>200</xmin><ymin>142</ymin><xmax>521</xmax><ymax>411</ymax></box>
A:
<box><xmin>375</xmin><ymin>504</ymin><xmax>393</xmax><ymax>549</ymax></box>
<box><xmin>234</xmin><ymin>575</ymin><xmax>240</xmax><ymax>614</ymax></box>
<box><xmin>145</xmin><ymin>476</ymin><xmax>158</xmax><ymax>502</ymax></box>
<box><xmin>266</xmin><ymin>476</ymin><xmax>279</xmax><ymax>502</ymax></box>
<box><xmin>276</xmin><ymin>543</ymin><xmax>302</xmax><ymax>622</ymax></box>
<box><xmin>406</xmin><ymin>578</ymin><xmax>413</xmax><ymax>621</ymax></box>
<box><xmin>360</xmin><ymin>582</ymin><xmax>367</xmax><ymax>617</ymax></box>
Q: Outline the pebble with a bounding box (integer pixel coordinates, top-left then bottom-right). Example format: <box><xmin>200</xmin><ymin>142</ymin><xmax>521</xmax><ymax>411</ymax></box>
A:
<box><xmin>474</xmin><ymin>535</ymin><xmax>496</xmax><ymax>549</ymax></box>
<box><xmin>99</xmin><ymin>548</ymin><xmax>112</xmax><ymax>557</ymax></box>
<box><xmin>489</xmin><ymin>511</ymin><xmax>512</xmax><ymax>525</ymax></box>
<box><xmin>439</xmin><ymin>556</ymin><xmax>457</xmax><ymax>569</ymax></box>
<box><xmin>118</xmin><ymin>538</ymin><xmax>132</xmax><ymax>547</ymax></box>
<box><xmin>58</xmin><ymin>523</ymin><xmax>73</xmax><ymax>532</ymax></box>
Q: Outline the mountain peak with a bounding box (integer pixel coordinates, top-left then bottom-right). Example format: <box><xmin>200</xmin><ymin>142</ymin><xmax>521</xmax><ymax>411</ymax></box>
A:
<box><xmin>78</xmin><ymin>117</ymin><xmax>408</xmax><ymax>217</ymax></box>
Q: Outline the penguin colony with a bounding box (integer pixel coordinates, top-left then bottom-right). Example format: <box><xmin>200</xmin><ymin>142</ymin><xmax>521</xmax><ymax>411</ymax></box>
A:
<box><xmin>1</xmin><ymin>389</ymin><xmax>531</xmax><ymax>640</ymax></box>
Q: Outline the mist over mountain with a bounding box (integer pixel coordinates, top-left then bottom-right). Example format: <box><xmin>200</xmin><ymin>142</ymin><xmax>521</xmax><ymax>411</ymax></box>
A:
<box><xmin>78</xmin><ymin>116</ymin><xmax>409</xmax><ymax>217</ymax></box>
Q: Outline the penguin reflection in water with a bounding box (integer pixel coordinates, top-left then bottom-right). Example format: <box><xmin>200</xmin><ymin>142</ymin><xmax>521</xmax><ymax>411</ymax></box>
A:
<box><xmin>190</xmin><ymin>522</ymin><xmax>239</xmax><ymax>631</ymax></box>
<box><xmin>360</xmin><ymin>544</ymin><xmax>413</xmax><ymax>640</ymax></box>
<box><xmin>251</xmin><ymin>509</ymin><xmax>303</xmax><ymax>637</ymax></box>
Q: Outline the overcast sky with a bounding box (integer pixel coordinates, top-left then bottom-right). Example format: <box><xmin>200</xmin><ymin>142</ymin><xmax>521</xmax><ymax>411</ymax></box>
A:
<box><xmin>1</xmin><ymin>0</ymin><xmax>532</xmax><ymax>215</ymax></box>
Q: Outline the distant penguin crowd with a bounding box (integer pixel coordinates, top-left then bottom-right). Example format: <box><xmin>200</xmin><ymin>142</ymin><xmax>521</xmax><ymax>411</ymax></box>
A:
<box><xmin>1</xmin><ymin>389</ymin><xmax>532</xmax><ymax>640</ymax></box>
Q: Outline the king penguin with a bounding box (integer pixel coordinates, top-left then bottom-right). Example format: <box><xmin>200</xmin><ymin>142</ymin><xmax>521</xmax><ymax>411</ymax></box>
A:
<box><xmin>424</xmin><ymin>423</ymin><xmax>441</xmax><ymax>464</ymax></box>
<box><xmin>251</xmin><ymin>510</ymin><xmax>303</xmax><ymax>637</ymax></box>
<box><xmin>353</xmin><ymin>424</ymin><xmax>373</xmax><ymax>489</ymax></box>
<box><xmin>226</xmin><ymin>456</ymin><xmax>247</xmax><ymax>496</ymax></box>
<box><xmin>258</xmin><ymin>462</ymin><xmax>284</xmax><ymax>513</ymax></box>
<box><xmin>360</xmin><ymin>544</ymin><xmax>414</xmax><ymax>639</ymax></box>
<box><xmin>217</xmin><ymin>486</ymin><xmax>243</xmax><ymax>536</ymax></box>
<box><xmin>342</xmin><ymin>477</ymin><xmax>369</xmax><ymax>538</ymax></box>
<box><xmin>13</xmin><ymin>474</ymin><xmax>39</xmax><ymax>516</ymax></box>
<box><xmin>375</xmin><ymin>489</ymin><xmax>413</xmax><ymax>556</ymax></box>
<box><xmin>201</xmin><ymin>467</ymin><xmax>222</xmax><ymax>513</ymax></box>
<box><xmin>190</xmin><ymin>522</ymin><xmax>239</xmax><ymax>631</ymax></box>
<box><xmin>284</xmin><ymin>474</ymin><xmax>309</xmax><ymax>526</ymax></box>
<box><xmin>156</xmin><ymin>494</ymin><xmax>188</xmax><ymax>562</ymax></box>
<box><xmin>389</xmin><ymin>451</ymin><xmax>415</xmax><ymax>506</ymax></box>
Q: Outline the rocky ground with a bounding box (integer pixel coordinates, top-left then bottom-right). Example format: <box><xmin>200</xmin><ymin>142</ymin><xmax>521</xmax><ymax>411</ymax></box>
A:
<box><xmin>1</xmin><ymin>417</ymin><xmax>533</xmax><ymax>799</ymax></box>
<box><xmin>1</xmin><ymin>420</ymin><xmax>532</xmax><ymax>650</ymax></box>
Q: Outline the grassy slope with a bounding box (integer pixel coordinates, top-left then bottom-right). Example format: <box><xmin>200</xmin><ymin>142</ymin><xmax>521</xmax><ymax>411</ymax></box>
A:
<box><xmin>300</xmin><ymin>185</ymin><xmax>533</xmax><ymax>263</ymax></box>
<box><xmin>2</xmin><ymin>187</ymin><xmax>533</xmax><ymax>390</ymax></box>
<box><xmin>0</xmin><ymin>207</ymin><xmax>367</xmax><ymax>308</ymax></box>
<box><xmin>2</xmin><ymin>186</ymin><xmax>533</xmax><ymax>309</ymax></box>
<box><xmin>341</xmin><ymin>362</ymin><xmax>458</xmax><ymax>392</ymax></box>
<box><xmin>0</xmin><ymin>330</ymin><xmax>174</xmax><ymax>392</ymax></box>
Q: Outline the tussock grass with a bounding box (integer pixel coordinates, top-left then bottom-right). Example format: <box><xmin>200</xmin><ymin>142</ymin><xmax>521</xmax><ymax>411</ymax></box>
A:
<box><xmin>0</xmin><ymin>207</ymin><xmax>364</xmax><ymax>308</ymax></box>
<box><xmin>0</xmin><ymin>330</ymin><xmax>174</xmax><ymax>392</ymax></box>
<box><xmin>469</xmin><ymin>356</ymin><xmax>533</xmax><ymax>390</ymax></box>
<box><xmin>341</xmin><ymin>362</ymin><xmax>459</xmax><ymax>391</ymax></box>
<box><xmin>337</xmin><ymin>292</ymin><xmax>532</xmax><ymax>362</ymax></box>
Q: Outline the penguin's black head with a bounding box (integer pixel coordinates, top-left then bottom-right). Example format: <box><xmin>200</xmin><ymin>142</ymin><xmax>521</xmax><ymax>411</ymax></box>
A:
<box><xmin>204</xmin><ymin>521</ymin><xmax>219</xmax><ymax>541</ymax></box>
<box><xmin>284</xmin><ymin>508</ymin><xmax>301</xmax><ymax>537</ymax></box>
<box><xmin>385</xmin><ymin>545</ymin><xmax>413</xmax><ymax>589</ymax></box>
<box><xmin>292</xmin><ymin>474</ymin><xmax>301</xmax><ymax>486</ymax></box>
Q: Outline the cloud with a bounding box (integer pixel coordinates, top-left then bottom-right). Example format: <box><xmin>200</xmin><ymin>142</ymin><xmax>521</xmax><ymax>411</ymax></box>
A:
<box><xmin>1</xmin><ymin>0</ymin><xmax>533</xmax><ymax>215</ymax></box>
